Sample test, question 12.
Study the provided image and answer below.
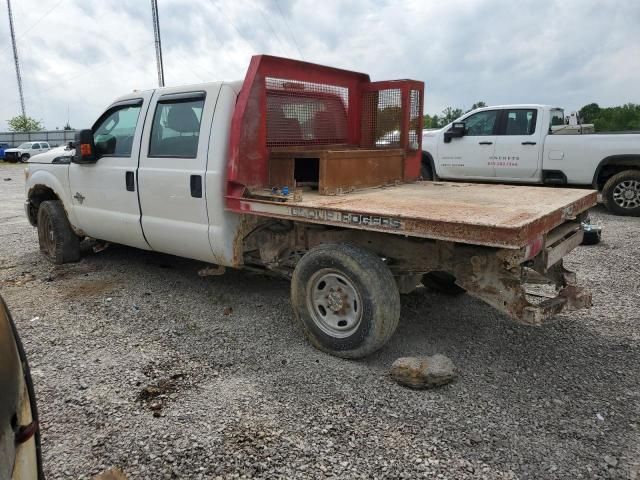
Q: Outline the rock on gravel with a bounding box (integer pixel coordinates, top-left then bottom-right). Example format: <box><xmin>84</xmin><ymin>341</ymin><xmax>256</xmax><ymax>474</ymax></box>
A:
<box><xmin>93</xmin><ymin>467</ymin><xmax>127</xmax><ymax>479</ymax></box>
<box><xmin>390</xmin><ymin>354</ymin><xmax>457</xmax><ymax>388</ymax></box>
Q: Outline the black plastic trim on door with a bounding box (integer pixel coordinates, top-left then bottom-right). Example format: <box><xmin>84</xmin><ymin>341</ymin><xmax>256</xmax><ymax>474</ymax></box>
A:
<box><xmin>479</xmin><ymin>141</ymin><xmax>493</xmax><ymax>145</ymax></box>
<box><xmin>125</xmin><ymin>171</ymin><xmax>135</xmax><ymax>191</ymax></box>
<box><xmin>190</xmin><ymin>175</ymin><xmax>202</xmax><ymax>198</ymax></box>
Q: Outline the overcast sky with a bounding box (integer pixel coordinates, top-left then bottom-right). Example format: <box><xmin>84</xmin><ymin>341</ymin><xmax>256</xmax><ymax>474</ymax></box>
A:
<box><xmin>0</xmin><ymin>0</ymin><xmax>639</xmax><ymax>130</ymax></box>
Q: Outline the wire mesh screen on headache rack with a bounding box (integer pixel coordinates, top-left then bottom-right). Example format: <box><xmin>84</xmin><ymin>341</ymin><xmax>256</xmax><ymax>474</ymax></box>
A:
<box><xmin>409</xmin><ymin>89</ymin><xmax>422</xmax><ymax>150</ymax></box>
<box><xmin>360</xmin><ymin>88</ymin><xmax>402</xmax><ymax>148</ymax></box>
<box><xmin>265</xmin><ymin>77</ymin><xmax>349</xmax><ymax>147</ymax></box>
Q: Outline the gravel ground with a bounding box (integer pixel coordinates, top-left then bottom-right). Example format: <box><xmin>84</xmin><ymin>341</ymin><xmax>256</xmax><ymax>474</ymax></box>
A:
<box><xmin>1</xmin><ymin>161</ymin><xmax>639</xmax><ymax>479</ymax></box>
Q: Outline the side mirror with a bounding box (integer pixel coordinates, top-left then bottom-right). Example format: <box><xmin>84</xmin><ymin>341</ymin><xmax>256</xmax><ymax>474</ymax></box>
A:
<box><xmin>444</xmin><ymin>121</ymin><xmax>466</xmax><ymax>143</ymax></box>
<box><xmin>72</xmin><ymin>129</ymin><xmax>97</xmax><ymax>164</ymax></box>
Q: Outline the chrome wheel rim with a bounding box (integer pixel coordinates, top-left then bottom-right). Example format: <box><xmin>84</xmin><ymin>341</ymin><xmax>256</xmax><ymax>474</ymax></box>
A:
<box><xmin>612</xmin><ymin>180</ymin><xmax>640</xmax><ymax>209</ymax></box>
<box><xmin>306</xmin><ymin>269</ymin><xmax>362</xmax><ymax>338</ymax></box>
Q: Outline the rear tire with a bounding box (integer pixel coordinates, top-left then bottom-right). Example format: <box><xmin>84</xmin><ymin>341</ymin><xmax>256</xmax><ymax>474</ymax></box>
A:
<box><xmin>290</xmin><ymin>243</ymin><xmax>401</xmax><ymax>359</ymax></box>
<box><xmin>602</xmin><ymin>170</ymin><xmax>640</xmax><ymax>216</ymax></box>
<box><xmin>37</xmin><ymin>200</ymin><xmax>80</xmax><ymax>264</ymax></box>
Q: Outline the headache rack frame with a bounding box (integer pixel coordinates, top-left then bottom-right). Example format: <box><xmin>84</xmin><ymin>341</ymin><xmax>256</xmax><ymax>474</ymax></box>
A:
<box><xmin>225</xmin><ymin>55</ymin><xmax>424</xmax><ymax>207</ymax></box>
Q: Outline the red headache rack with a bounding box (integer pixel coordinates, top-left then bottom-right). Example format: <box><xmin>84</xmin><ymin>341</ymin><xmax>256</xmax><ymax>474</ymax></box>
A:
<box><xmin>225</xmin><ymin>55</ymin><xmax>424</xmax><ymax>207</ymax></box>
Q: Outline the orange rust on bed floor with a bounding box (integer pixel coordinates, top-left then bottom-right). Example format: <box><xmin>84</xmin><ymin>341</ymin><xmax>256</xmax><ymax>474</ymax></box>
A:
<box><xmin>238</xmin><ymin>181</ymin><xmax>597</xmax><ymax>249</ymax></box>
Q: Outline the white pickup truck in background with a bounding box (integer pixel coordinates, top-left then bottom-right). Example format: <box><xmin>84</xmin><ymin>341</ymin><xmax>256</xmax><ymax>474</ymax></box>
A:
<box><xmin>3</xmin><ymin>142</ymin><xmax>51</xmax><ymax>163</ymax></box>
<box><xmin>421</xmin><ymin>105</ymin><xmax>640</xmax><ymax>216</ymax></box>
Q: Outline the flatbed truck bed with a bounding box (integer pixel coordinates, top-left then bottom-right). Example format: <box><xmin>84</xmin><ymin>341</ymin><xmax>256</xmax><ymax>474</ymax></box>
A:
<box><xmin>238</xmin><ymin>181</ymin><xmax>597</xmax><ymax>249</ymax></box>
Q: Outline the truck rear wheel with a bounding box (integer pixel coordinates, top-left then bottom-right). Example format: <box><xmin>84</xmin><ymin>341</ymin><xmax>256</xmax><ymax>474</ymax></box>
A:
<box><xmin>290</xmin><ymin>243</ymin><xmax>400</xmax><ymax>359</ymax></box>
<box><xmin>37</xmin><ymin>200</ymin><xmax>80</xmax><ymax>264</ymax></box>
<box><xmin>602</xmin><ymin>170</ymin><xmax>640</xmax><ymax>216</ymax></box>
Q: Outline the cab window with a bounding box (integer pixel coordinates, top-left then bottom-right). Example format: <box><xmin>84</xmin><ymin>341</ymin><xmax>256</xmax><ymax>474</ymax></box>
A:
<box><xmin>502</xmin><ymin>109</ymin><xmax>537</xmax><ymax>135</ymax></box>
<box><xmin>92</xmin><ymin>102</ymin><xmax>142</xmax><ymax>157</ymax></box>
<box><xmin>464</xmin><ymin>110</ymin><xmax>498</xmax><ymax>136</ymax></box>
<box><xmin>149</xmin><ymin>97</ymin><xmax>205</xmax><ymax>158</ymax></box>
<box><xmin>32</xmin><ymin>143</ymin><xmax>40</xmax><ymax>149</ymax></box>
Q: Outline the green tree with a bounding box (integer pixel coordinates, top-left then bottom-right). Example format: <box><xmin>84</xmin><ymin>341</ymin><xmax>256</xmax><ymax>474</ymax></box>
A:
<box><xmin>578</xmin><ymin>103</ymin><xmax>640</xmax><ymax>132</ymax></box>
<box><xmin>579</xmin><ymin>103</ymin><xmax>600</xmax><ymax>123</ymax></box>
<box><xmin>468</xmin><ymin>101</ymin><xmax>487</xmax><ymax>112</ymax></box>
<box><xmin>8</xmin><ymin>115</ymin><xmax>43</xmax><ymax>132</ymax></box>
<box><xmin>441</xmin><ymin>106</ymin><xmax>464</xmax><ymax>125</ymax></box>
<box><xmin>63</xmin><ymin>122</ymin><xmax>73</xmax><ymax>130</ymax></box>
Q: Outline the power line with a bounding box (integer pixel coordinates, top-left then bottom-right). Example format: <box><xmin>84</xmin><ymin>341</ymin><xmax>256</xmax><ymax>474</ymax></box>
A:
<box><xmin>210</xmin><ymin>0</ymin><xmax>259</xmax><ymax>53</ymax></box>
<box><xmin>254</xmin><ymin>1</ymin><xmax>289</xmax><ymax>55</ymax></box>
<box><xmin>0</xmin><ymin>42</ymin><xmax>155</xmax><ymax>113</ymax></box>
<box><xmin>0</xmin><ymin>0</ymin><xmax>65</xmax><ymax>59</ymax></box>
<box><xmin>6</xmin><ymin>0</ymin><xmax>26</xmax><ymax>117</ymax></box>
<box><xmin>274</xmin><ymin>0</ymin><xmax>304</xmax><ymax>60</ymax></box>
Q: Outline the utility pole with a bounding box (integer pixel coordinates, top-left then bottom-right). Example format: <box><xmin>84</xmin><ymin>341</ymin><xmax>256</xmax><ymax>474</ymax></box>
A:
<box><xmin>6</xmin><ymin>0</ymin><xmax>26</xmax><ymax>117</ymax></box>
<box><xmin>150</xmin><ymin>0</ymin><xmax>165</xmax><ymax>87</ymax></box>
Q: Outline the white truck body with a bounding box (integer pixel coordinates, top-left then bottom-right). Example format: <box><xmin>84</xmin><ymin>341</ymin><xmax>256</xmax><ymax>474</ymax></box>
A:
<box><xmin>27</xmin><ymin>82</ymin><xmax>243</xmax><ymax>266</ymax></box>
<box><xmin>422</xmin><ymin>105</ymin><xmax>640</xmax><ymax>215</ymax></box>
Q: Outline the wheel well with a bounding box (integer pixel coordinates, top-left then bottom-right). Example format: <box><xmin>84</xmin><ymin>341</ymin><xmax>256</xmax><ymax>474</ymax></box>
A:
<box><xmin>593</xmin><ymin>156</ymin><xmax>640</xmax><ymax>190</ymax></box>
<box><xmin>421</xmin><ymin>151</ymin><xmax>435</xmax><ymax>179</ymax></box>
<box><xmin>27</xmin><ymin>185</ymin><xmax>59</xmax><ymax>226</ymax></box>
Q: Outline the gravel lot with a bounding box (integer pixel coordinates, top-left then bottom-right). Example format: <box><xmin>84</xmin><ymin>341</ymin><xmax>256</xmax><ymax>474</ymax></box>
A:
<box><xmin>1</xmin><ymin>161</ymin><xmax>639</xmax><ymax>479</ymax></box>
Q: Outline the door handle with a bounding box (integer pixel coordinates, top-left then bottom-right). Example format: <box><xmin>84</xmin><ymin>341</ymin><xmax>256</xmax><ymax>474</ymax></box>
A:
<box><xmin>521</xmin><ymin>141</ymin><xmax>537</xmax><ymax>145</ymax></box>
<box><xmin>478</xmin><ymin>141</ymin><xmax>493</xmax><ymax>145</ymax></box>
<box><xmin>190</xmin><ymin>175</ymin><xmax>202</xmax><ymax>198</ymax></box>
<box><xmin>125</xmin><ymin>171</ymin><xmax>135</xmax><ymax>191</ymax></box>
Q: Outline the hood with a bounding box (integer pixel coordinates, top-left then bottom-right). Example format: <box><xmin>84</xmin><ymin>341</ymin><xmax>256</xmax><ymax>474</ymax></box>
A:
<box><xmin>27</xmin><ymin>146</ymin><xmax>74</xmax><ymax>164</ymax></box>
<box><xmin>4</xmin><ymin>148</ymin><xmax>21</xmax><ymax>153</ymax></box>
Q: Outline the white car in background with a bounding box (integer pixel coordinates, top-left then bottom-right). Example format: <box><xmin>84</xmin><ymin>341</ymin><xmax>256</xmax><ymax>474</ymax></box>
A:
<box><xmin>3</xmin><ymin>142</ymin><xmax>51</xmax><ymax>163</ymax></box>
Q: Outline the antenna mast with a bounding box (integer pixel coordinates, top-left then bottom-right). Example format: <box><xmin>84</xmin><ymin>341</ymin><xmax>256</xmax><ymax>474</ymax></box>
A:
<box><xmin>150</xmin><ymin>0</ymin><xmax>165</xmax><ymax>87</ymax></box>
<box><xmin>6</xmin><ymin>0</ymin><xmax>26</xmax><ymax>117</ymax></box>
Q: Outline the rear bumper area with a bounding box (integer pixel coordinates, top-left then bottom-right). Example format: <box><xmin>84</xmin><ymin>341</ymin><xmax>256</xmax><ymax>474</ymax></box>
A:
<box><xmin>455</xmin><ymin>226</ymin><xmax>592</xmax><ymax>326</ymax></box>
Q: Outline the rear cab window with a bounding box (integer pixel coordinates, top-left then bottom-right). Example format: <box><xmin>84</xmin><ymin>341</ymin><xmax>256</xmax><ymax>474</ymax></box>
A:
<box><xmin>500</xmin><ymin>109</ymin><xmax>537</xmax><ymax>135</ymax></box>
<box><xmin>148</xmin><ymin>94</ymin><xmax>205</xmax><ymax>158</ymax></box>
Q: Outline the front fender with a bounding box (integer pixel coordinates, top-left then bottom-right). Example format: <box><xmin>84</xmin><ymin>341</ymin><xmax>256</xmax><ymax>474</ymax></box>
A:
<box><xmin>26</xmin><ymin>167</ymin><xmax>79</xmax><ymax>230</ymax></box>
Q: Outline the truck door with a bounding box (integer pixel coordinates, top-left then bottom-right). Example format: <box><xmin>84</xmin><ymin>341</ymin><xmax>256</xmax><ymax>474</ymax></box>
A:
<box><xmin>68</xmin><ymin>95</ymin><xmax>152</xmax><ymax>250</ymax></box>
<box><xmin>493</xmin><ymin>108</ymin><xmax>542</xmax><ymax>181</ymax></box>
<box><xmin>137</xmin><ymin>86</ymin><xmax>220</xmax><ymax>262</ymax></box>
<box><xmin>436</xmin><ymin>109</ymin><xmax>498</xmax><ymax>179</ymax></box>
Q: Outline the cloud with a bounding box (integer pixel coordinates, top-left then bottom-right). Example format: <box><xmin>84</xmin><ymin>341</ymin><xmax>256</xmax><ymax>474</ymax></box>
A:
<box><xmin>0</xmin><ymin>0</ymin><xmax>638</xmax><ymax>130</ymax></box>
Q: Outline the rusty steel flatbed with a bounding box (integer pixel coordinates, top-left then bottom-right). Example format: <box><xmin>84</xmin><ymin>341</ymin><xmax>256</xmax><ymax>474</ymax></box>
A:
<box><xmin>235</xmin><ymin>181</ymin><xmax>597</xmax><ymax>249</ymax></box>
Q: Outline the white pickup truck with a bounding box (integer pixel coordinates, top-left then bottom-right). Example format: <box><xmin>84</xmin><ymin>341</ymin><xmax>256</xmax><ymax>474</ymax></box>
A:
<box><xmin>4</xmin><ymin>142</ymin><xmax>51</xmax><ymax>163</ymax></box>
<box><xmin>24</xmin><ymin>56</ymin><xmax>595</xmax><ymax>358</ymax></box>
<box><xmin>421</xmin><ymin>105</ymin><xmax>640</xmax><ymax>216</ymax></box>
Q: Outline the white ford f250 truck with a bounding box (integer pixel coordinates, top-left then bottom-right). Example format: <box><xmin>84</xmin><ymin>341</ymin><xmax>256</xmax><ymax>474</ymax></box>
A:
<box><xmin>24</xmin><ymin>56</ymin><xmax>595</xmax><ymax>358</ymax></box>
<box><xmin>421</xmin><ymin>105</ymin><xmax>640</xmax><ymax>216</ymax></box>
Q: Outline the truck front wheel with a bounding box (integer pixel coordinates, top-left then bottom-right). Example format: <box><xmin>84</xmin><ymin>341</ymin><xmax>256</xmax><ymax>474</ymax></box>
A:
<box><xmin>37</xmin><ymin>200</ymin><xmax>80</xmax><ymax>264</ymax></box>
<box><xmin>290</xmin><ymin>243</ymin><xmax>401</xmax><ymax>359</ymax></box>
<box><xmin>602</xmin><ymin>170</ymin><xmax>640</xmax><ymax>216</ymax></box>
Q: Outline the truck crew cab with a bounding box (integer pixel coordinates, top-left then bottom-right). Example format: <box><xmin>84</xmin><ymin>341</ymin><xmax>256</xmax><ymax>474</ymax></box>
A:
<box><xmin>25</xmin><ymin>56</ymin><xmax>595</xmax><ymax>358</ymax></box>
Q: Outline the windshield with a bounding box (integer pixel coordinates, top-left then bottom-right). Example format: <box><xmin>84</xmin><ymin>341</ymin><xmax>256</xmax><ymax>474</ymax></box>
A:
<box><xmin>17</xmin><ymin>143</ymin><xmax>32</xmax><ymax>149</ymax></box>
